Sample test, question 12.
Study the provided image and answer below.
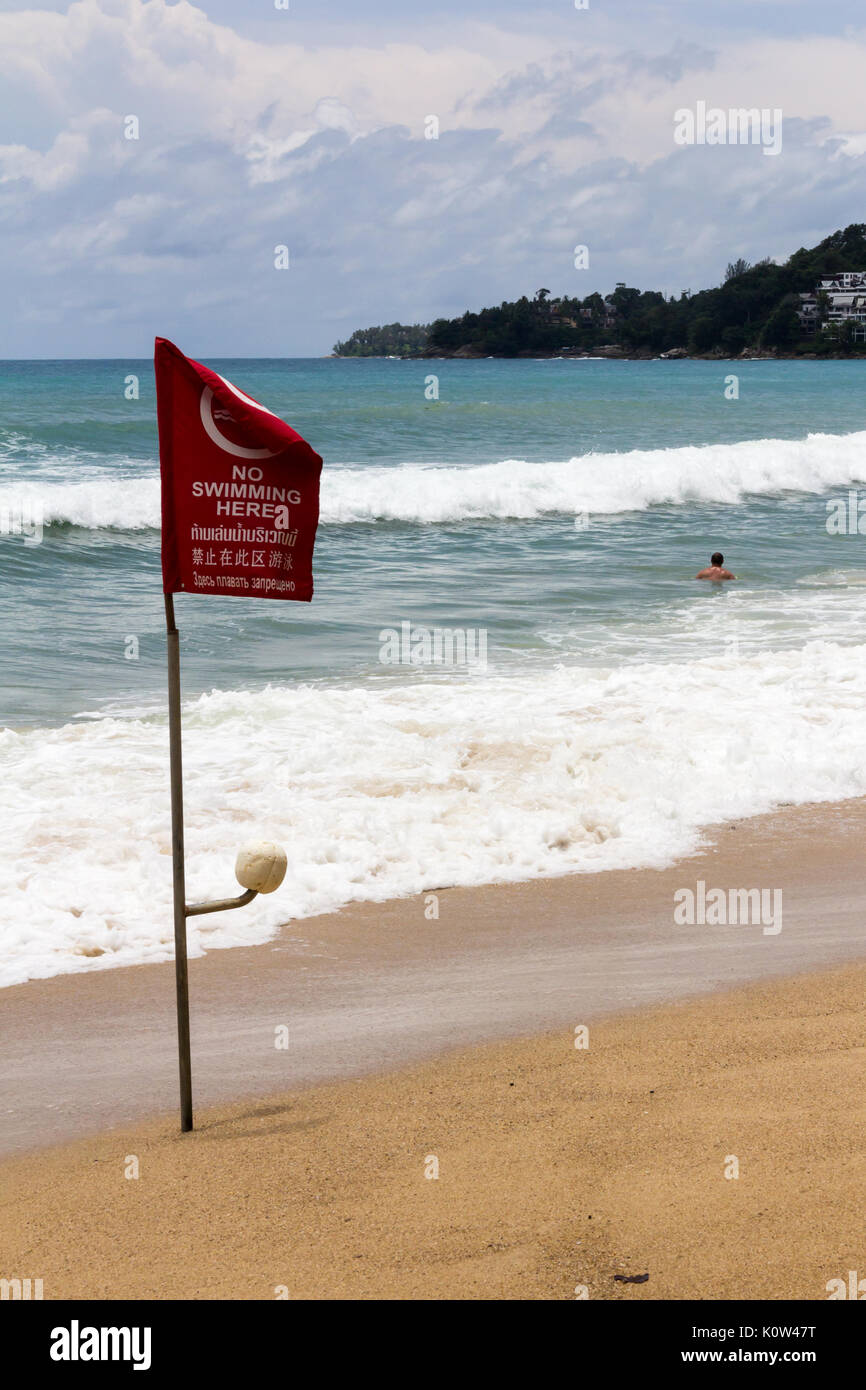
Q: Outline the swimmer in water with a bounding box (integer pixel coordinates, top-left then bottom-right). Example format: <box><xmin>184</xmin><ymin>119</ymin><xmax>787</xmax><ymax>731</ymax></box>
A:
<box><xmin>696</xmin><ymin>551</ymin><xmax>736</xmax><ymax>582</ymax></box>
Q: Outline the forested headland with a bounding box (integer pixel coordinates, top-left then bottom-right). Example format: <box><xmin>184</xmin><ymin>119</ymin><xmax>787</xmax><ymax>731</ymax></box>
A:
<box><xmin>332</xmin><ymin>225</ymin><xmax>866</xmax><ymax>359</ymax></box>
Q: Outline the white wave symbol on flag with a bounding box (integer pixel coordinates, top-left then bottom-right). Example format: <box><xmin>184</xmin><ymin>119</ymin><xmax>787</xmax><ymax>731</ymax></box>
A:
<box><xmin>199</xmin><ymin>382</ymin><xmax>280</xmax><ymax>460</ymax></box>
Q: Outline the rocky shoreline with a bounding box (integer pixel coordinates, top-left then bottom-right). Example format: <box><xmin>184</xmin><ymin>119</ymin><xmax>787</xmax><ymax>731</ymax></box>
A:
<box><xmin>333</xmin><ymin>345</ymin><xmax>863</xmax><ymax>361</ymax></box>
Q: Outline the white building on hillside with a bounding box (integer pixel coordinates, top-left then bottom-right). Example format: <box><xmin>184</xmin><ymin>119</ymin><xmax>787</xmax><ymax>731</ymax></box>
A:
<box><xmin>818</xmin><ymin>272</ymin><xmax>866</xmax><ymax>291</ymax></box>
<box><xmin>797</xmin><ymin>272</ymin><xmax>866</xmax><ymax>341</ymax></box>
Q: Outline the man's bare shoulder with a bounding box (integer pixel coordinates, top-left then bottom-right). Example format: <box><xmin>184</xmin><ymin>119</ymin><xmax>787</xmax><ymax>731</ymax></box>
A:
<box><xmin>696</xmin><ymin>567</ymin><xmax>736</xmax><ymax>581</ymax></box>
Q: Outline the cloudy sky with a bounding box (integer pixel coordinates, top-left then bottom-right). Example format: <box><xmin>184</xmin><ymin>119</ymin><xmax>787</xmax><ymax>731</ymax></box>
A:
<box><xmin>1</xmin><ymin>0</ymin><xmax>865</xmax><ymax>356</ymax></box>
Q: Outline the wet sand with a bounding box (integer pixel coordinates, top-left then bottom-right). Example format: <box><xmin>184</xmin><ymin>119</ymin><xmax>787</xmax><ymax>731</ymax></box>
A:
<box><xmin>2</xmin><ymin>797</ymin><xmax>866</xmax><ymax>1158</ymax></box>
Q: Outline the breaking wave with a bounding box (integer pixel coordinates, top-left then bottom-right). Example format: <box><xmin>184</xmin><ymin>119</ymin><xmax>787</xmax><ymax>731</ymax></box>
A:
<box><xmin>4</xmin><ymin>429</ymin><xmax>866</xmax><ymax>531</ymax></box>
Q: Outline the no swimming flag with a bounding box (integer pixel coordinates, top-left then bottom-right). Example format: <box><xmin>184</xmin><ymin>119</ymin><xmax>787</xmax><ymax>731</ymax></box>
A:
<box><xmin>155</xmin><ymin>337</ymin><xmax>322</xmax><ymax>601</ymax></box>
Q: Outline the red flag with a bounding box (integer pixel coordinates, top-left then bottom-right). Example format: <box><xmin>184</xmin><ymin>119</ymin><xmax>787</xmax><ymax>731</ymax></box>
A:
<box><xmin>155</xmin><ymin>337</ymin><xmax>322</xmax><ymax>601</ymax></box>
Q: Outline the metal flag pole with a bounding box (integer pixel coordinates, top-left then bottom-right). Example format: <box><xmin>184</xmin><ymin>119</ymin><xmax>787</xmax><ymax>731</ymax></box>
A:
<box><xmin>156</xmin><ymin>336</ymin><xmax>312</xmax><ymax>1137</ymax></box>
<box><xmin>165</xmin><ymin>592</ymin><xmax>193</xmax><ymax>1131</ymax></box>
<box><xmin>163</xmin><ymin>592</ymin><xmax>279</xmax><ymax>1133</ymax></box>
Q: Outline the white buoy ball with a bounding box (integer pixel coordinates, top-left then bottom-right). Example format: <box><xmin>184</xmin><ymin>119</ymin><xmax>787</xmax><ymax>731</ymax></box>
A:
<box><xmin>235</xmin><ymin>841</ymin><xmax>288</xmax><ymax>894</ymax></box>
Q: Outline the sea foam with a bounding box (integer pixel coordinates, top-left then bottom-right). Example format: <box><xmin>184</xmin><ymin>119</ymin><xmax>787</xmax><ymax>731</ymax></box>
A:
<box><xmin>3</xmin><ymin>636</ymin><xmax>866</xmax><ymax>987</ymax></box>
<box><xmin>5</xmin><ymin>429</ymin><xmax>866</xmax><ymax>531</ymax></box>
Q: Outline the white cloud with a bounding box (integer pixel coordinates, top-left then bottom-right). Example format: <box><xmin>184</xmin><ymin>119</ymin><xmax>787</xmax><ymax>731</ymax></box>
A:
<box><xmin>0</xmin><ymin>0</ymin><xmax>863</xmax><ymax>355</ymax></box>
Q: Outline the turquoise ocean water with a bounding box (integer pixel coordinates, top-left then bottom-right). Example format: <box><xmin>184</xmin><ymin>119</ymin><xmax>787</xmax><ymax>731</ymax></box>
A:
<box><xmin>2</xmin><ymin>357</ymin><xmax>866</xmax><ymax>985</ymax></box>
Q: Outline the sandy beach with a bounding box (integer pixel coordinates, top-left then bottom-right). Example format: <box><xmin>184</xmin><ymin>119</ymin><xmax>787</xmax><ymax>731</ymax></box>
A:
<box><xmin>2</xmin><ymin>795</ymin><xmax>866</xmax><ymax>1299</ymax></box>
<box><xmin>2</xmin><ymin>956</ymin><xmax>865</xmax><ymax>1300</ymax></box>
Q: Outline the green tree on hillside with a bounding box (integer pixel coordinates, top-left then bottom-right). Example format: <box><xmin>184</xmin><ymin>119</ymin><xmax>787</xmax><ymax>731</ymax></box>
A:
<box><xmin>333</xmin><ymin>322</ymin><xmax>429</xmax><ymax>356</ymax></box>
